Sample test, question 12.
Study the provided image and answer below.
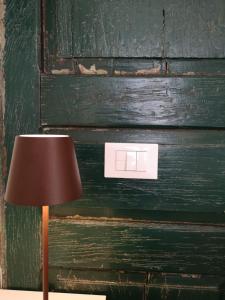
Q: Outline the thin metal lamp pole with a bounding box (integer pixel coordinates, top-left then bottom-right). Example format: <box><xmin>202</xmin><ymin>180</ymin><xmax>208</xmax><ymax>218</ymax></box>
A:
<box><xmin>42</xmin><ymin>206</ymin><xmax>49</xmax><ymax>300</ymax></box>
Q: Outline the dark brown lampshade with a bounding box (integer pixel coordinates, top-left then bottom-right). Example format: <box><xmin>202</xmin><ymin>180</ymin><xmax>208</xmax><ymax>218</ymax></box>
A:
<box><xmin>5</xmin><ymin>135</ymin><xmax>82</xmax><ymax>206</ymax></box>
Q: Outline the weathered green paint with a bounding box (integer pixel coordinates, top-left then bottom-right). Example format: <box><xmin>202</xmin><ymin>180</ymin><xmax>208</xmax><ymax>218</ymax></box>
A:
<box><xmin>49</xmin><ymin>268</ymin><xmax>145</xmax><ymax>300</ymax></box>
<box><xmin>165</xmin><ymin>0</ymin><xmax>225</xmax><ymax>58</ymax></box>
<box><xmin>167</xmin><ymin>59</ymin><xmax>225</xmax><ymax>75</ymax></box>
<box><xmin>49</xmin><ymin>268</ymin><xmax>225</xmax><ymax>300</ymax></box>
<box><xmin>146</xmin><ymin>287</ymin><xmax>223</xmax><ymax>300</ymax></box>
<box><xmin>0</xmin><ymin>0</ymin><xmax>6</xmax><ymax>288</ymax></box>
<box><xmin>4</xmin><ymin>0</ymin><xmax>41</xmax><ymax>289</ymax></box>
<box><xmin>41</xmin><ymin>76</ymin><xmax>225</xmax><ymax>128</ymax></box>
<box><xmin>49</xmin><ymin>218</ymin><xmax>225</xmax><ymax>275</ymax></box>
<box><xmin>49</xmin><ymin>0</ymin><xmax>163</xmax><ymax>58</ymax></box>
<box><xmin>48</xmin><ymin>142</ymin><xmax>225</xmax><ymax>222</ymax></box>
<box><xmin>46</xmin><ymin>0</ymin><xmax>225</xmax><ymax>60</ymax></box>
<box><xmin>4</xmin><ymin>0</ymin><xmax>225</xmax><ymax>299</ymax></box>
<box><xmin>46</xmin><ymin>128</ymin><xmax>225</xmax><ymax>224</ymax></box>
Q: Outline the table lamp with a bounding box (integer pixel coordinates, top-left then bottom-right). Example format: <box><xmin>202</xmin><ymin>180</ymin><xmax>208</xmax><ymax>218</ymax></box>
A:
<box><xmin>4</xmin><ymin>134</ymin><xmax>82</xmax><ymax>300</ymax></box>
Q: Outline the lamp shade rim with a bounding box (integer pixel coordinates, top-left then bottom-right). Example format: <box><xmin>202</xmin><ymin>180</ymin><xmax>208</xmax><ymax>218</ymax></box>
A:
<box><xmin>6</xmin><ymin>191</ymin><xmax>83</xmax><ymax>206</ymax></box>
<box><xmin>19</xmin><ymin>134</ymin><xmax>69</xmax><ymax>138</ymax></box>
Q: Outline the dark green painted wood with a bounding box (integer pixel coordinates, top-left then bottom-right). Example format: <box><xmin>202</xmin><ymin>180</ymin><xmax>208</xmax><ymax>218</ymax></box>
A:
<box><xmin>48</xmin><ymin>268</ymin><xmax>225</xmax><ymax>300</ymax></box>
<box><xmin>45</xmin><ymin>127</ymin><xmax>225</xmax><ymax>146</ymax></box>
<box><xmin>164</xmin><ymin>0</ymin><xmax>225</xmax><ymax>58</ymax></box>
<box><xmin>147</xmin><ymin>287</ymin><xmax>223</xmax><ymax>300</ymax></box>
<box><xmin>49</xmin><ymin>268</ymin><xmax>145</xmax><ymax>300</ymax></box>
<box><xmin>51</xmin><ymin>0</ymin><xmax>163</xmax><ymax>58</ymax></box>
<box><xmin>56</xmin><ymin>0</ymin><xmax>73</xmax><ymax>57</ymax></box>
<box><xmin>49</xmin><ymin>218</ymin><xmax>225</xmax><ymax>275</ymax></box>
<box><xmin>41</xmin><ymin>76</ymin><xmax>225</xmax><ymax>128</ymax></box>
<box><xmin>4</xmin><ymin>0</ymin><xmax>41</xmax><ymax>290</ymax></box>
<box><xmin>50</xmin><ymin>141</ymin><xmax>225</xmax><ymax>222</ymax></box>
<box><xmin>167</xmin><ymin>59</ymin><xmax>225</xmax><ymax>75</ymax></box>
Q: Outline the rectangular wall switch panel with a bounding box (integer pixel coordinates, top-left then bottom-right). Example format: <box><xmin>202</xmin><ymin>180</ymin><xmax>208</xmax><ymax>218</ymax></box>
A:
<box><xmin>104</xmin><ymin>143</ymin><xmax>158</xmax><ymax>179</ymax></box>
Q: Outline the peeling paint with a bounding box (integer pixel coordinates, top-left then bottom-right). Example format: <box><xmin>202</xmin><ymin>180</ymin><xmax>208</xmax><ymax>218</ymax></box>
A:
<box><xmin>79</xmin><ymin>64</ymin><xmax>108</xmax><ymax>75</ymax></box>
<box><xmin>114</xmin><ymin>66</ymin><xmax>161</xmax><ymax>76</ymax></box>
<box><xmin>182</xmin><ymin>72</ymin><xmax>196</xmax><ymax>76</ymax></box>
<box><xmin>51</xmin><ymin>68</ymin><xmax>74</xmax><ymax>75</ymax></box>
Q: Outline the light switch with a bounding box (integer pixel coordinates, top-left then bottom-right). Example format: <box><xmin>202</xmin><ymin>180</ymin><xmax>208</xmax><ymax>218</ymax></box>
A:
<box><xmin>137</xmin><ymin>151</ymin><xmax>147</xmax><ymax>172</ymax></box>
<box><xmin>104</xmin><ymin>143</ymin><xmax>158</xmax><ymax>179</ymax></box>
<box><xmin>126</xmin><ymin>151</ymin><xmax>137</xmax><ymax>171</ymax></box>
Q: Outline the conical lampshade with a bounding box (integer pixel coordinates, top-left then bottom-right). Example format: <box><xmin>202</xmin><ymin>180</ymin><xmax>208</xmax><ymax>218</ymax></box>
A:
<box><xmin>5</xmin><ymin>135</ymin><xmax>82</xmax><ymax>206</ymax></box>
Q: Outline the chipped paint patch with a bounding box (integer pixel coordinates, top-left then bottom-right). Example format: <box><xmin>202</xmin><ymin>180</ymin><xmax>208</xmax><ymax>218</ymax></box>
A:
<box><xmin>51</xmin><ymin>68</ymin><xmax>74</xmax><ymax>75</ymax></box>
<box><xmin>182</xmin><ymin>72</ymin><xmax>196</xmax><ymax>76</ymax></box>
<box><xmin>79</xmin><ymin>64</ymin><xmax>108</xmax><ymax>75</ymax></box>
<box><xmin>114</xmin><ymin>66</ymin><xmax>161</xmax><ymax>76</ymax></box>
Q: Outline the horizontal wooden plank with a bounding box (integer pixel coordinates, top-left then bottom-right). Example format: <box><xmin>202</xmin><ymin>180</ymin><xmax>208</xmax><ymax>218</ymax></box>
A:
<box><xmin>146</xmin><ymin>287</ymin><xmax>221</xmax><ymax>300</ymax></box>
<box><xmin>49</xmin><ymin>268</ymin><xmax>145</xmax><ymax>300</ymax></box>
<box><xmin>164</xmin><ymin>0</ymin><xmax>225</xmax><ymax>58</ymax></box>
<box><xmin>49</xmin><ymin>268</ymin><xmax>224</xmax><ymax>300</ymax></box>
<box><xmin>44</xmin><ymin>128</ymin><xmax>225</xmax><ymax>145</ymax></box>
<box><xmin>167</xmin><ymin>59</ymin><xmax>225</xmax><ymax>75</ymax></box>
<box><xmin>50</xmin><ymin>141</ymin><xmax>225</xmax><ymax>221</ymax></box>
<box><xmin>49</xmin><ymin>219</ymin><xmax>225</xmax><ymax>275</ymax></box>
<box><xmin>41</xmin><ymin>76</ymin><xmax>225</xmax><ymax>128</ymax></box>
<box><xmin>48</xmin><ymin>58</ymin><xmax>225</xmax><ymax>76</ymax></box>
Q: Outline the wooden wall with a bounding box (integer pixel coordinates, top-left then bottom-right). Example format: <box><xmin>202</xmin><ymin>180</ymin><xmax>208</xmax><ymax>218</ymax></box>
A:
<box><xmin>4</xmin><ymin>0</ymin><xmax>225</xmax><ymax>299</ymax></box>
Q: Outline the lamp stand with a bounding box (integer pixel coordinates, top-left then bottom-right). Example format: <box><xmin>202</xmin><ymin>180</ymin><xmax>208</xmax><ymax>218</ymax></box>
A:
<box><xmin>42</xmin><ymin>206</ymin><xmax>49</xmax><ymax>300</ymax></box>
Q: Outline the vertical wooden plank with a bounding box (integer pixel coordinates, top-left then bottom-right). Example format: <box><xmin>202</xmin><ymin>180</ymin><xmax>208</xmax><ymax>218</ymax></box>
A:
<box><xmin>4</xmin><ymin>0</ymin><xmax>41</xmax><ymax>289</ymax></box>
<box><xmin>0</xmin><ymin>0</ymin><xmax>6</xmax><ymax>288</ymax></box>
<box><xmin>164</xmin><ymin>0</ymin><xmax>225</xmax><ymax>57</ymax></box>
<box><xmin>56</xmin><ymin>0</ymin><xmax>73</xmax><ymax>57</ymax></box>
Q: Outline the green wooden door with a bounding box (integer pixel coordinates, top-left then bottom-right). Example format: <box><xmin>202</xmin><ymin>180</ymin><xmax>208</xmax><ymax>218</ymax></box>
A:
<box><xmin>4</xmin><ymin>0</ymin><xmax>225</xmax><ymax>299</ymax></box>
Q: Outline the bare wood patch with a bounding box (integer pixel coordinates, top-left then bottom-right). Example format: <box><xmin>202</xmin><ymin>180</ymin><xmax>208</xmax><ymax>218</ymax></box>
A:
<box><xmin>114</xmin><ymin>66</ymin><xmax>161</xmax><ymax>76</ymax></box>
<box><xmin>79</xmin><ymin>64</ymin><xmax>108</xmax><ymax>75</ymax></box>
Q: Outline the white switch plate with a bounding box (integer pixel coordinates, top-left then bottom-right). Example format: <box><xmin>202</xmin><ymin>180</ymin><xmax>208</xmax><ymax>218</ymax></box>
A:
<box><xmin>104</xmin><ymin>143</ymin><xmax>158</xmax><ymax>179</ymax></box>
<box><xmin>0</xmin><ymin>289</ymin><xmax>105</xmax><ymax>300</ymax></box>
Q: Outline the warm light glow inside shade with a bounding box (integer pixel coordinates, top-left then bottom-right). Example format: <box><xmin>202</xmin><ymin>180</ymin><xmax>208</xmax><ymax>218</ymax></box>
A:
<box><xmin>20</xmin><ymin>134</ymin><xmax>69</xmax><ymax>137</ymax></box>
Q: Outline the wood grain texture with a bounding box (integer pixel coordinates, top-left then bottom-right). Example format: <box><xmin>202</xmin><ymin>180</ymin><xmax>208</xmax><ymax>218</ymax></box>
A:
<box><xmin>56</xmin><ymin>0</ymin><xmax>73</xmax><ymax>57</ymax></box>
<box><xmin>49</xmin><ymin>219</ymin><xmax>225</xmax><ymax>275</ymax></box>
<box><xmin>49</xmin><ymin>268</ymin><xmax>225</xmax><ymax>300</ymax></box>
<box><xmin>164</xmin><ymin>0</ymin><xmax>225</xmax><ymax>58</ymax></box>
<box><xmin>41</xmin><ymin>75</ymin><xmax>225</xmax><ymax>128</ymax></box>
<box><xmin>4</xmin><ymin>0</ymin><xmax>41</xmax><ymax>289</ymax></box>
<box><xmin>0</xmin><ymin>0</ymin><xmax>6</xmax><ymax>288</ymax></box>
<box><xmin>49</xmin><ymin>141</ymin><xmax>225</xmax><ymax>223</ymax></box>
<box><xmin>167</xmin><ymin>59</ymin><xmax>225</xmax><ymax>75</ymax></box>
<box><xmin>46</xmin><ymin>128</ymin><xmax>225</xmax><ymax>224</ymax></box>
<box><xmin>52</xmin><ymin>0</ymin><xmax>163</xmax><ymax>57</ymax></box>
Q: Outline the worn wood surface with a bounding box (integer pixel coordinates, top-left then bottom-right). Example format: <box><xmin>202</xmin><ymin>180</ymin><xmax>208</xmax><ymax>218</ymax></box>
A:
<box><xmin>49</xmin><ymin>218</ymin><xmax>225</xmax><ymax>275</ymax></box>
<box><xmin>164</xmin><ymin>0</ymin><xmax>225</xmax><ymax>58</ymax></box>
<box><xmin>0</xmin><ymin>0</ymin><xmax>6</xmax><ymax>289</ymax></box>
<box><xmin>48</xmin><ymin>141</ymin><xmax>225</xmax><ymax>218</ymax></box>
<box><xmin>43</xmin><ymin>128</ymin><xmax>225</xmax><ymax>224</ymax></box>
<box><xmin>41</xmin><ymin>75</ymin><xmax>225</xmax><ymax>128</ymax></box>
<box><xmin>49</xmin><ymin>268</ymin><xmax>225</xmax><ymax>300</ymax></box>
<box><xmin>4</xmin><ymin>0</ymin><xmax>225</xmax><ymax>299</ymax></box>
<box><xmin>51</xmin><ymin>0</ymin><xmax>163</xmax><ymax>58</ymax></box>
<box><xmin>45</xmin><ymin>0</ymin><xmax>225</xmax><ymax>60</ymax></box>
<box><xmin>4</xmin><ymin>0</ymin><xmax>41</xmax><ymax>289</ymax></box>
<box><xmin>167</xmin><ymin>59</ymin><xmax>225</xmax><ymax>75</ymax></box>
